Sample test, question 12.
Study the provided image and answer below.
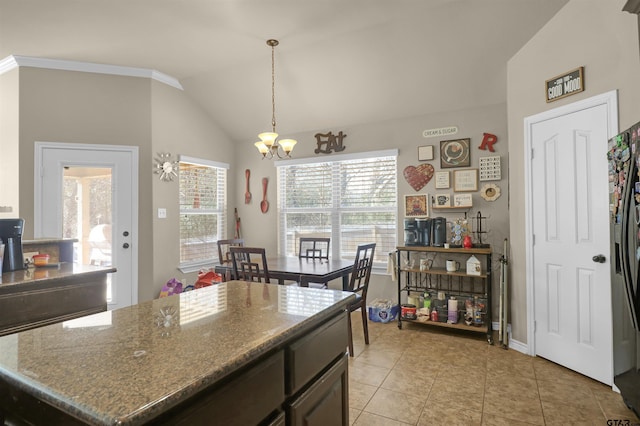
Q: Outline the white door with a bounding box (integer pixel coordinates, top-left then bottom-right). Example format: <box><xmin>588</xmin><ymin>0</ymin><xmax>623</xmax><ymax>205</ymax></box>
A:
<box><xmin>35</xmin><ymin>142</ymin><xmax>138</xmax><ymax>310</ymax></box>
<box><xmin>526</xmin><ymin>91</ymin><xmax>617</xmax><ymax>385</ymax></box>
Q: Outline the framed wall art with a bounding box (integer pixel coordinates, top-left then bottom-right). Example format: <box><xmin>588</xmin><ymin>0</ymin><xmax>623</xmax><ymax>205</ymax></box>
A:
<box><xmin>479</xmin><ymin>155</ymin><xmax>501</xmax><ymax>181</ymax></box>
<box><xmin>453</xmin><ymin>193</ymin><xmax>473</xmax><ymax>207</ymax></box>
<box><xmin>453</xmin><ymin>169</ymin><xmax>478</xmax><ymax>192</ymax></box>
<box><xmin>418</xmin><ymin>145</ymin><xmax>434</xmax><ymax>161</ymax></box>
<box><xmin>435</xmin><ymin>194</ymin><xmax>451</xmax><ymax>207</ymax></box>
<box><xmin>440</xmin><ymin>138</ymin><xmax>470</xmax><ymax>168</ymax></box>
<box><xmin>435</xmin><ymin>171</ymin><xmax>450</xmax><ymax>189</ymax></box>
<box><xmin>404</xmin><ymin>194</ymin><xmax>429</xmax><ymax>217</ymax></box>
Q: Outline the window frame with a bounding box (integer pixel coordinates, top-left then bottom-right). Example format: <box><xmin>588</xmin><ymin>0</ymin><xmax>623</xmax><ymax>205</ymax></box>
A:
<box><xmin>178</xmin><ymin>155</ymin><xmax>229</xmax><ymax>273</ymax></box>
<box><xmin>275</xmin><ymin>149</ymin><xmax>398</xmax><ymax>271</ymax></box>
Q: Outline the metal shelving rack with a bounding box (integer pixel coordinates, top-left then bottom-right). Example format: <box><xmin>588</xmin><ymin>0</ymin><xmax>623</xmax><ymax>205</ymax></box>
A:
<box><xmin>396</xmin><ymin>245</ymin><xmax>493</xmax><ymax>344</ymax></box>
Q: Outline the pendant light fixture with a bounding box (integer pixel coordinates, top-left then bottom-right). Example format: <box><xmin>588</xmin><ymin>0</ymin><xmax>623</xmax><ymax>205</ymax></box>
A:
<box><xmin>254</xmin><ymin>39</ymin><xmax>297</xmax><ymax>159</ymax></box>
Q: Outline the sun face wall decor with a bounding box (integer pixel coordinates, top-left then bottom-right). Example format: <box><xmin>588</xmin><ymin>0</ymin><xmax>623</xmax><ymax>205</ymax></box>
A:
<box><xmin>154</xmin><ymin>153</ymin><xmax>179</xmax><ymax>181</ymax></box>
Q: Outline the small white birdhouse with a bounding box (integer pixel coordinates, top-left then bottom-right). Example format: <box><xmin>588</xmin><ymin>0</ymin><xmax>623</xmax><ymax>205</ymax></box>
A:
<box><xmin>466</xmin><ymin>255</ymin><xmax>482</xmax><ymax>276</ymax></box>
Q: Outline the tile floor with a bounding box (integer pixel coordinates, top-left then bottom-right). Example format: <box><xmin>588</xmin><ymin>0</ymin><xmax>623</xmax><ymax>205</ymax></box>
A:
<box><xmin>347</xmin><ymin>312</ymin><xmax>640</xmax><ymax>425</ymax></box>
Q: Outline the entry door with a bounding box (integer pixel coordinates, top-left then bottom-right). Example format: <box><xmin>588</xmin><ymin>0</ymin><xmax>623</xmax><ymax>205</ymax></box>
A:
<box><xmin>35</xmin><ymin>142</ymin><xmax>138</xmax><ymax>311</ymax></box>
<box><xmin>527</xmin><ymin>92</ymin><xmax>616</xmax><ymax>385</ymax></box>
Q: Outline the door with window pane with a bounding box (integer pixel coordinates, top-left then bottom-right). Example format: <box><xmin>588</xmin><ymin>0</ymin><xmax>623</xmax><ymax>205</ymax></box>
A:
<box><xmin>36</xmin><ymin>143</ymin><xmax>137</xmax><ymax>311</ymax></box>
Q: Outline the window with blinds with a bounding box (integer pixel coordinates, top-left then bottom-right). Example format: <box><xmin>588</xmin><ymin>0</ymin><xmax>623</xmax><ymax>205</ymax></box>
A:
<box><xmin>179</xmin><ymin>156</ymin><xmax>228</xmax><ymax>269</ymax></box>
<box><xmin>277</xmin><ymin>150</ymin><xmax>397</xmax><ymax>268</ymax></box>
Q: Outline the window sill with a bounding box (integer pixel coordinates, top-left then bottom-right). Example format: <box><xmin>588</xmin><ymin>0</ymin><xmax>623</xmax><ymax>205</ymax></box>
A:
<box><xmin>178</xmin><ymin>261</ymin><xmax>218</xmax><ymax>274</ymax></box>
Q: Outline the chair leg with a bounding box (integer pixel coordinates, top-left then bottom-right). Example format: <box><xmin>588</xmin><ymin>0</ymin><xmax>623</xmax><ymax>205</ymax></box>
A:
<box><xmin>360</xmin><ymin>305</ymin><xmax>369</xmax><ymax>345</ymax></box>
<box><xmin>347</xmin><ymin>310</ymin><xmax>354</xmax><ymax>357</ymax></box>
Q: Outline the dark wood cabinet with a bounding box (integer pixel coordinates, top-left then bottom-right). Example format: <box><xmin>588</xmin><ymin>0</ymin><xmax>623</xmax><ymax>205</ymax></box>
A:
<box><xmin>288</xmin><ymin>353</ymin><xmax>348</xmax><ymax>426</ymax></box>
<box><xmin>0</xmin><ymin>264</ymin><xmax>112</xmax><ymax>336</ymax></box>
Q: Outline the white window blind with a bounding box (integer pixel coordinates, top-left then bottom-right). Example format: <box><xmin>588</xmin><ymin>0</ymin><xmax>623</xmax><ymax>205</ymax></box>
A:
<box><xmin>278</xmin><ymin>153</ymin><xmax>397</xmax><ymax>268</ymax></box>
<box><xmin>179</xmin><ymin>158</ymin><xmax>227</xmax><ymax>269</ymax></box>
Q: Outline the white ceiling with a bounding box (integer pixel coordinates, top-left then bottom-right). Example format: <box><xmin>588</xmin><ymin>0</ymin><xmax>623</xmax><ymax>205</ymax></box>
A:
<box><xmin>0</xmin><ymin>0</ymin><xmax>568</xmax><ymax>142</ymax></box>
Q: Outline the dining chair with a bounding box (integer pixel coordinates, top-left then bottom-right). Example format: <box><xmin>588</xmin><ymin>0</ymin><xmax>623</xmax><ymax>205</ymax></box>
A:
<box><xmin>217</xmin><ymin>238</ymin><xmax>244</xmax><ymax>265</ymax></box>
<box><xmin>230</xmin><ymin>246</ymin><xmax>271</xmax><ymax>283</ymax></box>
<box><xmin>298</xmin><ymin>237</ymin><xmax>330</xmax><ymax>288</ymax></box>
<box><xmin>298</xmin><ymin>237</ymin><xmax>330</xmax><ymax>260</ymax></box>
<box><xmin>346</xmin><ymin>243</ymin><xmax>376</xmax><ymax>357</ymax></box>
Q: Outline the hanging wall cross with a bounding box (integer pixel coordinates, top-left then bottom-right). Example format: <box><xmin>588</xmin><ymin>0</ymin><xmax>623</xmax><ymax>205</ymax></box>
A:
<box><xmin>314</xmin><ymin>131</ymin><xmax>347</xmax><ymax>154</ymax></box>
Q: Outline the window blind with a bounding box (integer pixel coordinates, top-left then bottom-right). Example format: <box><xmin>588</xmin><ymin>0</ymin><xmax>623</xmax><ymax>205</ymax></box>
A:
<box><xmin>278</xmin><ymin>153</ymin><xmax>397</xmax><ymax>267</ymax></box>
<box><xmin>179</xmin><ymin>159</ymin><xmax>227</xmax><ymax>267</ymax></box>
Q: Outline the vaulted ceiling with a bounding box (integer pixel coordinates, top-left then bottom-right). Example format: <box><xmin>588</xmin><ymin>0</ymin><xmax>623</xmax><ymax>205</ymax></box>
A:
<box><xmin>0</xmin><ymin>0</ymin><xmax>568</xmax><ymax>142</ymax></box>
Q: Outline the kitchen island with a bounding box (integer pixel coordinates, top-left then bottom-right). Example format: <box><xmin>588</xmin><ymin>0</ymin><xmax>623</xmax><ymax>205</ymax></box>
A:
<box><xmin>0</xmin><ymin>281</ymin><xmax>355</xmax><ymax>425</ymax></box>
<box><xmin>0</xmin><ymin>263</ymin><xmax>114</xmax><ymax>337</ymax></box>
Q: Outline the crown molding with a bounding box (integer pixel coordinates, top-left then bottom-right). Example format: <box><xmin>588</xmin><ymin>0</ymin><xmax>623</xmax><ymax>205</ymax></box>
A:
<box><xmin>0</xmin><ymin>55</ymin><xmax>183</xmax><ymax>90</ymax></box>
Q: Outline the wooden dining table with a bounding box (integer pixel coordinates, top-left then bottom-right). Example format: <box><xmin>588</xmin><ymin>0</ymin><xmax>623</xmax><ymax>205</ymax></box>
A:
<box><xmin>215</xmin><ymin>256</ymin><xmax>355</xmax><ymax>290</ymax></box>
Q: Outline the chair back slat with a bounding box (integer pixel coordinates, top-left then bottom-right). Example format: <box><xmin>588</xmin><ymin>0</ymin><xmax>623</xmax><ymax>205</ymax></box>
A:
<box><xmin>217</xmin><ymin>239</ymin><xmax>244</xmax><ymax>265</ymax></box>
<box><xmin>298</xmin><ymin>237</ymin><xmax>330</xmax><ymax>260</ymax></box>
<box><xmin>230</xmin><ymin>246</ymin><xmax>270</xmax><ymax>283</ymax></box>
<box><xmin>348</xmin><ymin>243</ymin><xmax>376</xmax><ymax>296</ymax></box>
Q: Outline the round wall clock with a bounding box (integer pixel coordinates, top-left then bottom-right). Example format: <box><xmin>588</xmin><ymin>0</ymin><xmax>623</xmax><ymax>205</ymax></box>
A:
<box><xmin>480</xmin><ymin>183</ymin><xmax>501</xmax><ymax>202</ymax></box>
<box><xmin>154</xmin><ymin>153</ymin><xmax>179</xmax><ymax>181</ymax></box>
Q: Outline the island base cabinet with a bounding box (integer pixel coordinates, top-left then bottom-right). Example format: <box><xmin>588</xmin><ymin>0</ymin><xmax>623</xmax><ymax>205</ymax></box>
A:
<box><xmin>287</xmin><ymin>353</ymin><xmax>348</xmax><ymax>426</ymax></box>
<box><xmin>155</xmin><ymin>351</ymin><xmax>285</xmax><ymax>425</ymax></box>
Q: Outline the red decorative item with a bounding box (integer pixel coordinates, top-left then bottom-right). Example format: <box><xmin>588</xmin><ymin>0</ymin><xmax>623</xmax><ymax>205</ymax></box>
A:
<box><xmin>478</xmin><ymin>133</ymin><xmax>498</xmax><ymax>152</ymax></box>
<box><xmin>403</xmin><ymin>164</ymin><xmax>434</xmax><ymax>191</ymax></box>
<box><xmin>463</xmin><ymin>235</ymin><xmax>473</xmax><ymax>249</ymax></box>
<box><xmin>195</xmin><ymin>270</ymin><xmax>222</xmax><ymax>288</ymax></box>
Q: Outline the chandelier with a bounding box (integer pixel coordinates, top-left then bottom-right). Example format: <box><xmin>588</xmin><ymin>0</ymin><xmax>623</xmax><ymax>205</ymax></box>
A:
<box><xmin>254</xmin><ymin>39</ymin><xmax>297</xmax><ymax>159</ymax></box>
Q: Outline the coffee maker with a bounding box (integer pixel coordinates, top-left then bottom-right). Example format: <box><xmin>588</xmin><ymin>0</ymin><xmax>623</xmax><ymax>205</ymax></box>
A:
<box><xmin>404</xmin><ymin>218</ymin><xmax>419</xmax><ymax>246</ymax></box>
<box><xmin>0</xmin><ymin>218</ymin><xmax>26</xmax><ymax>272</ymax></box>
<box><xmin>431</xmin><ymin>217</ymin><xmax>447</xmax><ymax>247</ymax></box>
<box><xmin>415</xmin><ymin>218</ymin><xmax>432</xmax><ymax>246</ymax></box>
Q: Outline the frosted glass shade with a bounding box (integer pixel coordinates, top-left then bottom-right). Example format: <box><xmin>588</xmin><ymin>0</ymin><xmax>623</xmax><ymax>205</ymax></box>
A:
<box><xmin>278</xmin><ymin>139</ymin><xmax>297</xmax><ymax>154</ymax></box>
<box><xmin>258</xmin><ymin>132</ymin><xmax>278</xmax><ymax>147</ymax></box>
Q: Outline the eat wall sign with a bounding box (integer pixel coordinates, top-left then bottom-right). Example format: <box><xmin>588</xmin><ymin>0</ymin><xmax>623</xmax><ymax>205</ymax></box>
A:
<box><xmin>545</xmin><ymin>66</ymin><xmax>584</xmax><ymax>103</ymax></box>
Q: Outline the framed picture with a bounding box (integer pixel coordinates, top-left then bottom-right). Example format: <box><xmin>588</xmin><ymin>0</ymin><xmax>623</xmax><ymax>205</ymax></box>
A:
<box><xmin>453</xmin><ymin>193</ymin><xmax>473</xmax><ymax>207</ymax></box>
<box><xmin>453</xmin><ymin>169</ymin><xmax>478</xmax><ymax>192</ymax></box>
<box><xmin>435</xmin><ymin>194</ymin><xmax>451</xmax><ymax>207</ymax></box>
<box><xmin>418</xmin><ymin>145</ymin><xmax>434</xmax><ymax>161</ymax></box>
<box><xmin>435</xmin><ymin>171</ymin><xmax>450</xmax><ymax>189</ymax></box>
<box><xmin>404</xmin><ymin>194</ymin><xmax>429</xmax><ymax>217</ymax></box>
<box><xmin>440</xmin><ymin>138</ymin><xmax>471</xmax><ymax>168</ymax></box>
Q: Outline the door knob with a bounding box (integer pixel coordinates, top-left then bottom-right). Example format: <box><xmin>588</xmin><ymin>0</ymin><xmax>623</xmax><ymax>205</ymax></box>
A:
<box><xmin>592</xmin><ymin>254</ymin><xmax>606</xmax><ymax>263</ymax></box>
<box><xmin>123</xmin><ymin>243</ymin><xmax>130</xmax><ymax>249</ymax></box>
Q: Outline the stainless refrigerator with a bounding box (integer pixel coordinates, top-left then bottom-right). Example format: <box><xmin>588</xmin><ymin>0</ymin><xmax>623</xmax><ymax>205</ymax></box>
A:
<box><xmin>608</xmin><ymin>121</ymin><xmax>640</xmax><ymax>415</ymax></box>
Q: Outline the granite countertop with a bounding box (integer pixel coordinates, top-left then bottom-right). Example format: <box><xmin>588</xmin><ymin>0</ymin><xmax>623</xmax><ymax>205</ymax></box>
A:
<box><xmin>0</xmin><ymin>263</ymin><xmax>116</xmax><ymax>288</ymax></box>
<box><xmin>23</xmin><ymin>238</ymin><xmax>78</xmax><ymax>245</ymax></box>
<box><xmin>0</xmin><ymin>281</ymin><xmax>355</xmax><ymax>425</ymax></box>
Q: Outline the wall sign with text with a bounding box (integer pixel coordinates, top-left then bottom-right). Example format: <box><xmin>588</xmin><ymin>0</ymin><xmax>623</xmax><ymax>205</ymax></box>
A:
<box><xmin>546</xmin><ymin>67</ymin><xmax>584</xmax><ymax>103</ymax></box>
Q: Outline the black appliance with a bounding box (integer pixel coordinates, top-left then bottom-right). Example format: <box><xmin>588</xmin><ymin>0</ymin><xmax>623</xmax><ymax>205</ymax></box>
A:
<box><xmin>608</xmin><ymin>122</ymin><xmax>640</xmax><ymax>416</ymax></box>
<box><xmin>0</xmin><ymin>218</ymin><xmax>26</xmax><ymax>272</ymax></box>
<box><xmin>404</xmin><ymin>218</ymin><xmax>418</xmax><ymax>246</ymax></box>
<box><xmin>431</xmin><ymin>217</ymin><xmax>447</xmax><ymax>247</ymax></box>
<box><xmin>416</xmin><ymin>218</ymin><xmax>432</xmax><ymax>246</ymax></box>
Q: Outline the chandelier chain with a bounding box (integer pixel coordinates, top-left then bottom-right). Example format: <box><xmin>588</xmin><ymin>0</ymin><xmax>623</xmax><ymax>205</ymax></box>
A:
<box><xmin>271</xmin><ymin>43</ymin><xmax>276</xmax><ymax>133</ymax></box>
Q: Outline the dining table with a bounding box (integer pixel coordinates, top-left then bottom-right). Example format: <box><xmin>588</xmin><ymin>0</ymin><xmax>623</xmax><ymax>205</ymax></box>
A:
<box><xmin>215</xmin><ymin>256</ymin><xmax>355</xmax><ymax>290</ymax></box>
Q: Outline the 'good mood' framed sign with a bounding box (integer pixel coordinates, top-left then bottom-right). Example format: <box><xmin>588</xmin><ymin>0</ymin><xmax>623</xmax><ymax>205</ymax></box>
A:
<box><xmin>546</xmin><ymin>66</ymin><xmax>584</xmax><ymax>103</ymax></box>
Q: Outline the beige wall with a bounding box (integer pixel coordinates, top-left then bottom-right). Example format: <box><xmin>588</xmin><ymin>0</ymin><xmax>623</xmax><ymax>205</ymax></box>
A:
<box><xmin>233</xmin><ymin>103</ymin><xmax>510</xmax><ymax>307</ymax></box>
<box><xmin>150</xmin><ymin>80</ymin><xmax>236</xmax><ymax>299</ymax></box>
<box><xmin>507</xmin><ymin>0</ymin><xmax>640</xmax><ymax>343</ymax></box>
<box><xmin>10</xmin><ymin>67</ymin><xmax>232</xmax><ymax>302</ymax></box>
<box><xmin>0</xmin><ymin>68</ymin><xmax>19</xmax><ymax>218</ymax></box>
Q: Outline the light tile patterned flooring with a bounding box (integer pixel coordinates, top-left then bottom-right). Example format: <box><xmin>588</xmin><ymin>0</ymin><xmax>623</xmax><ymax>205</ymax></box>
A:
<box><xmin>347</xmin><ymin>312</ymin><xmax>640</xmax><ymax>425</ymax></box>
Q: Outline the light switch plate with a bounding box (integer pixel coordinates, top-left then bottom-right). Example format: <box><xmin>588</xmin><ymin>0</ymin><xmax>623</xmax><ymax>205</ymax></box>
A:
<box><xmin>157</xmin><ymin>208</ymin><xmax>167</xmax><ymax>219</ymax></box>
